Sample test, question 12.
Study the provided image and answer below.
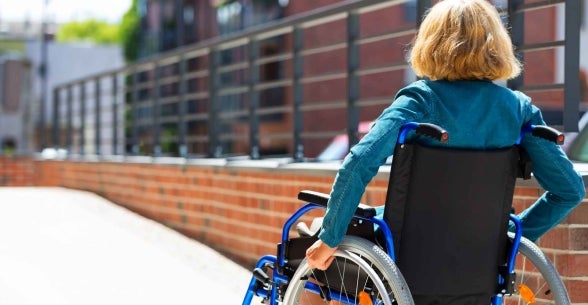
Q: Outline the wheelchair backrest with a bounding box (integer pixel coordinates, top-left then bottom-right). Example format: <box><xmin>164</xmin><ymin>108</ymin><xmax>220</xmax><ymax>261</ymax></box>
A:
<box><xmin>383</xmin><ymin>143</ymin><xmax>520</xmax><ymax>296</ymax></box>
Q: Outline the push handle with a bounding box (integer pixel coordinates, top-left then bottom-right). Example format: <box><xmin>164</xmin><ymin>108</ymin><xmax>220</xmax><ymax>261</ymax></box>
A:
<box><xmin>398</xmin><ymin>122</ymin><xmax>449</xmax><ymax>144</ymax></box>
<box><xmin>518</xmin><ymin>125</ymin><xmax>565</xmax><ymax>145</ymax></box>
<box><xmin>532</xmin><ymin>125</ymin><xmax>565</xmax><ymax>145</ymax></box>
<box><xmin>416</xmin><ymin>123</ymin><xmax>449</xmax><ymax>143</ymax></box>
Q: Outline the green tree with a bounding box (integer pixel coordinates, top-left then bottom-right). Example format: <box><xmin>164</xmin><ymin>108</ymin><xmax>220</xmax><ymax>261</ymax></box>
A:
<box><xmin>56</xmin><ymin>20</ymin><xmax>121</xmax><ymax>44</ymax></box>
<box><xmin>120</xmin><ymin>0</ymin><xmax>140</xmax><ymax>63</ymax></box>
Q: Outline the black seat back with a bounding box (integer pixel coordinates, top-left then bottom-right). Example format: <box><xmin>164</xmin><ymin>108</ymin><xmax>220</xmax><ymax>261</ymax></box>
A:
<box><xmin>384</xmin><ymin>143</ymin><xmax>519</xmax><ymax>297</ymax></box>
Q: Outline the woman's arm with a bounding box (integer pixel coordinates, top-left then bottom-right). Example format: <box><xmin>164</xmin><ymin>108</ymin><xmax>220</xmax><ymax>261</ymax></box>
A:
<box><xmin>519</xmin><ymin>104</ymin><xmax>585</xmax><ymax>241</ymax></box>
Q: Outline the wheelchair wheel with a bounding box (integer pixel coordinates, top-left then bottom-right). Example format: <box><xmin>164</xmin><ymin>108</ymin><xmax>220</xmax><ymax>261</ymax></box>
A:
<box><xmin>282</xmin><ymin>235</ymin><xmax>414</xmax><ymax>305</ymax></box>
<box><xmin>503</xmin><ymin>233</ymin><xmax>570</xmax><ymax>305</ymax></box>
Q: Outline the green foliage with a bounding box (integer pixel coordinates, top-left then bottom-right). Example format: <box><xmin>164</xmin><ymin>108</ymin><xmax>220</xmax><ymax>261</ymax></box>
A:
<box><xmin>120</xmin><ymin>0</ymin><xmax>140</xmax><ymax>63</ymax></box>
<box><xmin>0</xmin><ymin>40</ymin><xmax>25</xmax><ymax>54</ymax></box>
<box><xmin>56</xmin><ymin>20</ymin><xmax>121</xmax><ymax>44</ymax></box>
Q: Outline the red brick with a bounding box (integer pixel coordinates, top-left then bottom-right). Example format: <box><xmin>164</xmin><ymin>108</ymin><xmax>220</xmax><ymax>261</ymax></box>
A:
<box><xmin>566</xmin><ymin>279</ymin><xmax>588</xmax><ymax>303</ymax></box>
<box><xmin>554</xmin><ymin>252</ymin><xmax>588</xmax><ymax>278</ymax></box>
<box><xmin>569</xmin><ymin>227</ymin><xmax>588</xmax><ymax>251</ymax></box>
<box><xmin>537</xmin><ymin>226</ymin><xmax>569</xmax><ymax>250</ymax></box>
<box><xmin>568</xmin><ymin>201</ymin><xmax>588</xmax><ymax>224</ymax></box>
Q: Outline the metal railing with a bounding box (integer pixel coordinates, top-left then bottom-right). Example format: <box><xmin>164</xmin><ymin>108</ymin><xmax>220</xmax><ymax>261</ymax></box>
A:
<box><xmin>50</xmin><ymin>0</ymin><xmax>582</xmax><ymax>161</ymax></box>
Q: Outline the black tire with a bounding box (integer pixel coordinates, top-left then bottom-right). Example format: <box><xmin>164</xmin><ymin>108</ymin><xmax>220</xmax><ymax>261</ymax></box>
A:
<box><xmin>282</xmin><ymin>235</ymin><xmax>414</xmax><ymax>305</ymax></box>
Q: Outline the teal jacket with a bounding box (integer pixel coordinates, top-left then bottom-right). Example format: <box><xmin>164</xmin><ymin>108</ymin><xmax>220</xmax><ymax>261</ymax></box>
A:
<box><xmin>319</xmin><ymin>79</ymin><xmax>586</xmax><ymax>248</ymax></box>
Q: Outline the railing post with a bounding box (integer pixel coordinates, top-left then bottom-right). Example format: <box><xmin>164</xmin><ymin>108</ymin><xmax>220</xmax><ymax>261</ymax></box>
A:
<box><xmin>347</xmin><ymin>11</ymin><xmax>360</xmax><ymax>150</ymax></box>
<box><xmin>563</xmin><ymin>0</ymin><xmax>581</xmax><ymax>132</ymax></box>
<box><xmin>416</xmin><ymin>0</ymin><xmax>431</xmax><ymax>27</ymax></box>
<box><xmin>94</xmin><ymin>78</ymin><xmax>101</xmax><ymax>155</ymax></box>
<box><xmin>66</xmin><ymin>85</ymin><xmax>73</xmax><ymax>153</ymax></box>
<box><xmin>507</xmin><ymin>0</ymin><xmax>524</xmax><ymax>91</ymax></box>
<box><xmin>175</xmin><ymin>0</ymin><xmax>185</xmax><ymax>48</ymax></box>
<box><xmin>131</xmin><ymin>70</ymin><xmax>140</xmax><ymax>155</ymax></box>
<box><xmin>178</xmin><ymin>55</ymin><xmax>188</xmax><ymax>158</ymax></box>
<box><xmin>52</xmin><ymin>87</ymin><xmax>59</xmax><ymax>148</ymax></box>
<box><xmin>209</xmin><ymin>48</ymin><xmax>222</xmax><ymax>158</ymax></box>
<box><xmin>80</xmin><ymin>81</ymin><xmax>86</xmax><ymax>155</ymax></box>
<box><xmin>153</xmin><ymin>62</ymin><xmax>162</xmax><ymax>157</ymax></box>
<box><xmin>248</xmin><ymin>38</ymin><xmax>260</xmax><ymax>160</ymax></box>
<box><xmin>112</xmin><ymin>73</ymin><xmax>119</xmax><ymax>155</ymax></box>
<box><xmin>292</xmin><ymin>26</ymin><xmax>304</xmax><ymax>162</ymax></box>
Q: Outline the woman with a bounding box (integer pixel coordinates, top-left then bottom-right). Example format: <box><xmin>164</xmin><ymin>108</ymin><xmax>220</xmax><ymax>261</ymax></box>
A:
<box><xmin>306</xmin><ymin>0</ymin><xmax>585</xmax><ymax>276</ymax></box>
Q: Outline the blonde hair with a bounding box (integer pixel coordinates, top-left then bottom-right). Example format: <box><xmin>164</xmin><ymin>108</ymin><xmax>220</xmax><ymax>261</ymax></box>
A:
<box><xmin>409</xmin><ymin>0</ymin><xmax>521</xmax><ymax>81</ymax></box>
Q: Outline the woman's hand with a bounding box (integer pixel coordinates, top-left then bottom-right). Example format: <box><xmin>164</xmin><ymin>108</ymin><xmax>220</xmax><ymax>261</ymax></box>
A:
<box><xmin>305</xmin><ymin>239</ymin><xmax>337</xmax><ymax>270</ymax></box>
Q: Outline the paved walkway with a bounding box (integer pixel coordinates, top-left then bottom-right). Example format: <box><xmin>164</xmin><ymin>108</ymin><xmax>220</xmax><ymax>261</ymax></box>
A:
<box><xmin>0</xmin><ymin>187</ymin><xmax>255</xmax><ymax>305</ymax></box>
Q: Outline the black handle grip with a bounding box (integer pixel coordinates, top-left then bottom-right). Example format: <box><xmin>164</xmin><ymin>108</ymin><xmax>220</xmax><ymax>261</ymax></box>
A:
<box><xmin>416</xmin><ymin>123</ymin><xmax>449</xmax><ymax>143</ymax></box>
<box><xmin>253</xmin><ymin>267</ymin><xmax>271</xmax><ymax>284</ymax></box>
<box><xmin>532</xmin><ymin>125</ymin><xmax>564</xmax><ymax>145</ymax></box>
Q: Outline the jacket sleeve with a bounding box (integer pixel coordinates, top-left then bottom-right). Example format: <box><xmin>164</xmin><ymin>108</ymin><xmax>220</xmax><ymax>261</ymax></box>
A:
<box><xmin>318</xmin><ymin>88</ymin><xmax>430</xmax><ymax>247</ymax></box>
<box><xmin>518</xmin><ymin>102</ymin><xmax>585</xmax><ymax>241</ymax></box>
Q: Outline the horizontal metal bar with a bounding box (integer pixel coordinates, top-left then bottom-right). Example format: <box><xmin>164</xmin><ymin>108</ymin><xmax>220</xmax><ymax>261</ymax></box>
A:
<box><xmin>514</xmin><ymin>0</ymin><xmax>564</xmax><ymax>13</ymax></box>
<box><xmin>158</xmin><ymin>55</ymin><xmax>181</xmax><ymax>67</ymax></box>
<box><xmin>218</xmin><ymin>61</ymin><xmax>249</xmax><ymax>73</ymax></box>
<box><xmin>518</xmin><ymin>83</ymin><xmax>565</xmax><ymax>92</ymax></box>
<box><xmin>158</xmin><ymin>75</ymin><xmax>181</xmax><ymax>86</ymax></box>
<box><xmin>217</xmin><ymin>86</ymin><xmax>248</xmax><ymax>96</ymax></box>
<box><xmin>300</xmin><ymin>100</ymin><xmax>346</xmax><ymax>111</ymax></box>
<box><xmin>301</xmin><ymin>12</ymin><xmax>347</xmax><ymax>29</ymax></box>
<box><xmin>358</xmin><ymin>62</ymin><xmax>410</xmax><ymax>76</ymax></box>
<box><xmin>300</xmin><ymin>131</ymin><xmax>340</xmax><ymax>139</ymax></box>
<box><xmin>158</xmin><ymin>95</ymin><xmax>180</xmax><ymax>105</ymax></box>
<box><xmin>219</xmin><ymin>110</ymin><xmax>248</xmax><ymax>120</ymax></box>
<box><xmin>185</xmin><ymin>69</ymin><xmax>209</xmax><ymax>79</ymax></box>
<box><xmin>255</xmin><ymin>26</ymin><xmax>293</xmax><ymax>40</ymax></box>
<box><xmin>301</xmin><ymin>42</ymin><xmax>347</xmax><ymax>57</ymax></box>
<box><xmin>357</xmin><ymin>0</ymin><xmax>409</xmax><ymax>14</ymax></box>
<box><xmin>255</xmin><ymin>79</ymin><xmax>292</xmax><ymax>91</ymax></box>
<box><xmin>183</xmin><ymin>48</ymin><xmax>210</xmax><ymax>59</ymax></box>
<box><xmin>217</xmin><ymin>37</ymin><xmax>249</xmax><ymax>51</ymax></box>
<box><xmin>129</xmin><ymin>61</ymin><xmax>156</xmax><ymax>73</ymax></box>
<box><xmin>127</xmin><ymin>81</ymin><xmax>153</xmax><ymax>92</ymax></box>
<box><xmin>519</xmin><ymin>40</ymin><xmax>565</xmax><ymax>52</ymax></box>
<box><xmin>300</xmin><ymin>72</ymin><xmax>347</xmax><ymax>84</ymax></box>
<box><xmin>255</xmin><ymin>53</ymin><xmax>292</xmax><ymax>66</ymax></box>
<box><xmin>256</xmin><ymin>105</ymin><xmax>292</xmax><ymax>115</ymax></box>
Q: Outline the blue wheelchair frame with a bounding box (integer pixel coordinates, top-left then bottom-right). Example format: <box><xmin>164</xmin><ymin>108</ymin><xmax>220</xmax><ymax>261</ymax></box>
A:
<box><xmin>241</xmin><ymin>122</ymin><xmax>559</xmax><ymax>305</ymax></box>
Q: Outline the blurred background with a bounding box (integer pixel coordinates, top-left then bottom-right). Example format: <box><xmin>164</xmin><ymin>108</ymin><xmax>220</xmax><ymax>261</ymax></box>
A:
<box><xmin>1</xmin><ymin>0</ymin><xmax>587</xmax><ymax>161</ymax></box>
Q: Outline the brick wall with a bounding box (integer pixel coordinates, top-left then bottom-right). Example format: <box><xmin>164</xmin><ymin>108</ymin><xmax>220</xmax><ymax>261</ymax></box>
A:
<box><xmin>2</xmin><ymin>156</ymin><xmax>588</xmax><ymax>303</ymax></box>
<box><xmin>32</xmin><ymin>159</ymin><xmax>354</xmax><ymax>265</ymax></box>
<box><xmin>0</xmin><ymin>156</ymin><xmax>35</xmax><ymax>186</ymax></box>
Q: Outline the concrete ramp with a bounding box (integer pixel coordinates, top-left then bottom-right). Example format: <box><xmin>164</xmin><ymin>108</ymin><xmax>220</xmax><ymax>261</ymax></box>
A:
<box><xmin>0</xmin><ymin>187</ymin><xmax>254</xmax><ymax>305</ymax></box>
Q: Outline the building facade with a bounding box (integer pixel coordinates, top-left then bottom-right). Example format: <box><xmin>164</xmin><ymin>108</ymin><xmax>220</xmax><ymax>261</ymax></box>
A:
<box><xmin>25</xmin><ymin>41</ymin><xmax>125</xmax><ymax>154</ymax></box>
<box><xmin>0</xmin><ymin>54</ymin><xmax>33</xmax><ymax>155</ymax></box>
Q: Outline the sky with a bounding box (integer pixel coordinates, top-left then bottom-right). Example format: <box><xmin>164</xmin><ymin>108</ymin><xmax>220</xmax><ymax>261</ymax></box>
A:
<box><xmin>0</xmin><ymin>0</ymin><xmax>133</xmax><ymax>23</ymax></box>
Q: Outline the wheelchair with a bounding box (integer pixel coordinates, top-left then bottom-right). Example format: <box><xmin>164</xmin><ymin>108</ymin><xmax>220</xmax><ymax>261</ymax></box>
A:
<box><xmin>242</xmin><ymin>122</ymin><xmax>570</xmax><ymax>305</ymax></box>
